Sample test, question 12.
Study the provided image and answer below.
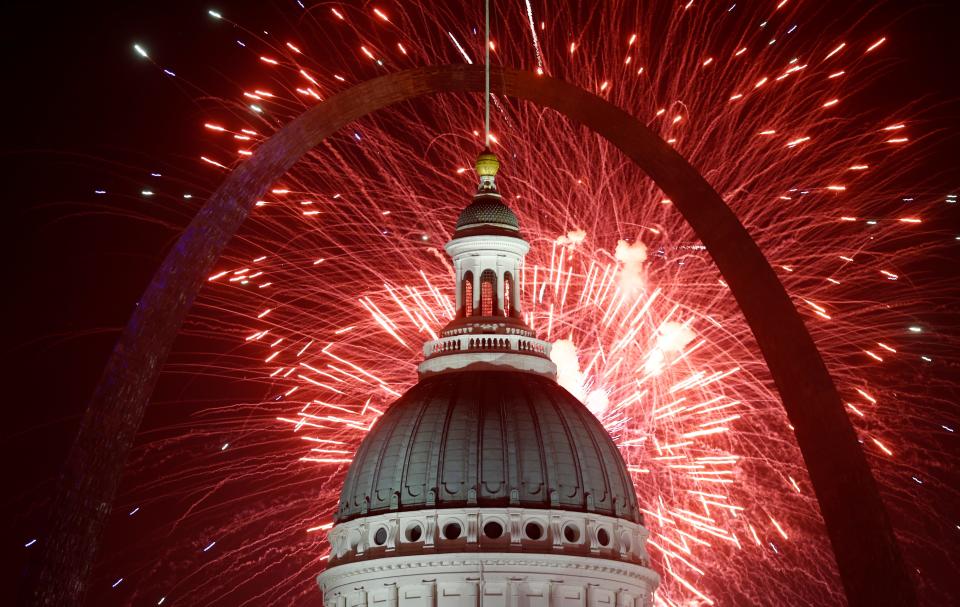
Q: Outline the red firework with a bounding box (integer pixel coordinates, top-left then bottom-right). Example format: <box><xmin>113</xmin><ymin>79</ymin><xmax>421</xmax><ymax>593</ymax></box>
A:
<box><xmin>93</xmin><ymin>2</ymin><xmax>958</xmax><ymax>605</ymax></box>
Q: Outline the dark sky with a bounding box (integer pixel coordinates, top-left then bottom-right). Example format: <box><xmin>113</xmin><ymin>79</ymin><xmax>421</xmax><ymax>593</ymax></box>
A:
<box><xmin>1</xmin><ymin>0</ymin><xmax>236</xmax><ymax>592</ymax></box>
<box><xmin>1</xmin><ymin>0</ymin><xmax>282</xmax><ymax>487</ymax></box>
<box><xmin>1</xmin><ymin>0</ymin><xmax>958</xmax><ymax>602</ymax></box>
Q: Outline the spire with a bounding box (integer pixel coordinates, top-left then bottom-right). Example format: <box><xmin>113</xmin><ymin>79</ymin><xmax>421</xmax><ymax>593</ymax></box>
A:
<box><xmin>484</xmin><ymin>0</ymin><xmax>491</xmax><ymax>146</ymax></box>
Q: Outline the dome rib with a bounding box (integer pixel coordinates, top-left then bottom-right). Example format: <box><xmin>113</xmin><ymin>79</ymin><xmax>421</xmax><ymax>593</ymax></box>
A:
<box><xmin>335</xmin><ymin>371</ymin><xmax>642</xmax><ymax>523</ymax></box>
<box><xmin>529</xmin><ymin>381</ymin><xmax>579</xmax><ymax>507</ymax></box>
<box><xmin>390</xmin><ymin>383</ymin><xmax>429</xmax><ymax>507</ymax></box>
<box><xmin>515</xmin><ymin>377</ymin><xmax>550</xmax><ymax>505</ymax></box>
<box><xmin>568</xmin><ymin>391</ymin><xmax>618</xmax><ymax>514</ymax></box>
<box><xmin>551</xmin><ymin>386</ymin><xmax>605</xmax><ymax>509</ymax></box>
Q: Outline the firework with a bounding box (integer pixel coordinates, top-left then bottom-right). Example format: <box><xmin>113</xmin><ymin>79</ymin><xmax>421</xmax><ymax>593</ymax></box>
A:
<box><xmin>84</xmin><ymin>2</ymin><xmax>957</xmax><ymax>605</ymax></box>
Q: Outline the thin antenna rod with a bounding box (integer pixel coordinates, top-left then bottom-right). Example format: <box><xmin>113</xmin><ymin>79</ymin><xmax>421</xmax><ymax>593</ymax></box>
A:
<box><xmin>484</xmin><ymin>0</ymin><xmax>491</xmax><ymax>147</ymax></box>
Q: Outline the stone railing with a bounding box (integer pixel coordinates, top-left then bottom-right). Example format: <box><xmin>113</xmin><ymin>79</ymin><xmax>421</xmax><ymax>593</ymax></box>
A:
<box><xmin>424</xmin><ymin>333</ymin><xmax>551</xmax><ymax>359</ymax></box>
<box><xmin>441</xmin><ymin>324</ymin><xmax>535</xmax><ymax>337</ymax></box>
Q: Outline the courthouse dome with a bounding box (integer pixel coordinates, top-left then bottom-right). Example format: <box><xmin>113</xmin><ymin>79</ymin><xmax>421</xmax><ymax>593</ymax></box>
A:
<box><xmin>335</xmin><ymin>370</ymin><xmax>641</xmax><ymax>524</ymax></box>
<box><xmin>319</xmin><ymin>148</ymin><xmax>658</xmax><ymax>607</ymax></box>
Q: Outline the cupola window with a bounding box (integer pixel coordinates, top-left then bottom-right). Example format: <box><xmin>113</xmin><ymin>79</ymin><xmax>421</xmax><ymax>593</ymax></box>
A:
<box><xmin>480</xmin><ymin>269</ymin><xmax>496</xmax><ymax>316</ymax></box>
<box><xmin>462</xmin><ymin>271</ymin><xmax>474</xmax><ymax>317</ymax></box>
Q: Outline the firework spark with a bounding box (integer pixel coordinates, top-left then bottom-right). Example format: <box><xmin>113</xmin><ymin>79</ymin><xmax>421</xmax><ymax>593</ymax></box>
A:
<box><xmin>89</xmin><ymin>2</ymin><xmax>958</xmax><ymax>605</ymax></box>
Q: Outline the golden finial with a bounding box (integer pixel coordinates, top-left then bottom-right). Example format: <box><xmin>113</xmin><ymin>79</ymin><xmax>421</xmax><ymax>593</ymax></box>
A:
<box><xmin>475</xmin><ymin>149</ymin><xmax>500</xmax><ymax>179</ymax></box>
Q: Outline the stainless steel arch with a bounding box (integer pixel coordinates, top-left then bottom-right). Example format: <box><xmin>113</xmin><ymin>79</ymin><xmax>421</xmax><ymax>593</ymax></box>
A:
<box><xmin>27</xmin><ymin>65</ymin><xmax>913</xmax><ymax>606</ymax></box>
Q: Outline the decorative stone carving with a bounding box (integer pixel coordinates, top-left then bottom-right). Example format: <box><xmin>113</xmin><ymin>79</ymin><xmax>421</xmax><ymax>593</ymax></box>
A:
<box><xmin>326</xmin><ymin>507</ymin><xmax>650</xmax><ymax>568</ymax></box>
<box><xmin>319</xmin><ymin>553</ymin><xmax>657</xmax><ymax>607</ymax></box>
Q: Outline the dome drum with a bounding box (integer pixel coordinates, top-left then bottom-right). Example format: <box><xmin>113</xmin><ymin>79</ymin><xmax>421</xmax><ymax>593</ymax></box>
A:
<box><xmin>318</xmin><ymin>553</ymin><xmax>658</xmax><ymax>607</ymax></box>
<box><xmin>325</xmin><ymin>507</ymin><xmax>651</xmax><ymax>567</ymax></box>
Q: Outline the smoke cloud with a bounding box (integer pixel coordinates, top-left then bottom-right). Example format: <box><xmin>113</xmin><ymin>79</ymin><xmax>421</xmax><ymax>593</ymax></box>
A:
<box><xmin>644</xmin><ymin>321</ymin><xmax>697</xmax><ymax>375</ymax></box>
<box><xmin>615</xmin><ymin>239</ymin><xmax>647</xmax><ymax>292</ymax></box>
<box><xmin>551</xmin><ymin>337</ymin><xmax>610</xmax><ymax>417</ymax></box>
<box><xmin>556</xmin><ymin>228</ymin><xmax>587</xmax><ymax>248</ymax></box>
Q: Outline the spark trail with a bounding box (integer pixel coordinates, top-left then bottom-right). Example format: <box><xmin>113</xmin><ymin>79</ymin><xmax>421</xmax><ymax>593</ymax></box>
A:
<box><xmin>90</xmin><ymin>2</ymin><xmax>958</xmax><ymax>605</ymax></box>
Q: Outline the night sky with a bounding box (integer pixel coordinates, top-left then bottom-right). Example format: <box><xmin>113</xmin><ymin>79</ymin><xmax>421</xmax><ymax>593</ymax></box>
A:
<box><xmin>3</xmin><ymin>0</ymin><xmax>959</xmax><ymax>603</ymax></box>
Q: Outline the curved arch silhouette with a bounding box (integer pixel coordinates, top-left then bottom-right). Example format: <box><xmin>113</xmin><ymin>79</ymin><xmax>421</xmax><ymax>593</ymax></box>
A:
<box><xmin>28</xmin><ymin>65</ymin><xmax>913</xmax><ymax>606</ymax></box>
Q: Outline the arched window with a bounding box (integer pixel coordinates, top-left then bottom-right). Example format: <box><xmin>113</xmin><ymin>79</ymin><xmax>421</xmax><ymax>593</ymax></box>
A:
<box><xmin>462</xmin><ymin>271</ymin><xmax>473</xmax><ymax>317</ymax></box>
<box><xmin>480</xmin><ymin>269</ymin><xmax>496</xmax><ymax>316</ymax></box>
<box><xmin>503</xmin><ymin>272</ymin><xmax>513</xmax><ymax>317</ymax></box>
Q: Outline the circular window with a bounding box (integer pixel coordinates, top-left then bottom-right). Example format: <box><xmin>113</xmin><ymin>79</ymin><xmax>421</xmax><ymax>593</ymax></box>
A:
<box><xmin>443</xmin><ymin>521</ymin><xmax>462</xmax><ymax>540</ymax></box>
<box><xmin>563</xmin><ymin>524</ymin><xmax>580</xmax><ymax>543</ymax></box>
<box><xmin>373</xmin><ymin>527</ymin><xmax>388</xmax><ymax>546</ymax></box>
<box><xmin>524</xmin><ymin>521</ymin><xmax>544</xmax><ymax>540</ymax></box>
<box><xmin>405</xmin><ymin>524</ymin><xmax>423</xmax><ymax>542</ymax></box>
<box><xmin>483</xmin><ymin>520</ymin><xmax>504</xmax><ymax>539</ymax></box>
<box><xmin>597</xmin><ymin>527</ymin><xmax>610</xmax><ymax>547</ymax></box>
